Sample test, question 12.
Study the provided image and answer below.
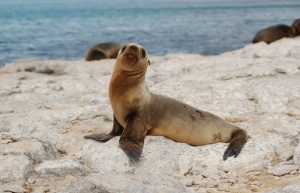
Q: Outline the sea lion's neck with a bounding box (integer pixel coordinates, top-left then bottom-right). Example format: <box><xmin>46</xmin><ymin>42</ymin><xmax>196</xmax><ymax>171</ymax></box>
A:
<box><xmin>109</xmin><ymin>69</ymin><xmax>151</xmax><ymax>117</ymax></box>
<box><xmin>110</xmin><ymin>70</ymin><xmax>146</xmax><ymax>86</ymax></box>
<box><xmin>109</xmin><ymin>69</ymin><xmax>149</xmax><ymax>99</ymax></box>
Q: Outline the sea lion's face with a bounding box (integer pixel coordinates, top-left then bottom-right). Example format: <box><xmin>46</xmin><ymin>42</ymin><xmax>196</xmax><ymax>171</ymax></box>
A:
<box><xmin>292</xmin><ymin>19</ymin><xmax>300</xmax><ymax>33</ymax></box>
<box><xmin>116</xmin><ymin>43</ymin><xmax>150</xmax><ymax>72</ymax></box>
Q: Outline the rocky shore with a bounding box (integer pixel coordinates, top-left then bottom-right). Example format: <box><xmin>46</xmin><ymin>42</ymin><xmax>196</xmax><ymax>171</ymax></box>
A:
<box><xmin>0</xmin><ymin>37</ymin><xmax>300</xmax><ymax>193</ymax></box>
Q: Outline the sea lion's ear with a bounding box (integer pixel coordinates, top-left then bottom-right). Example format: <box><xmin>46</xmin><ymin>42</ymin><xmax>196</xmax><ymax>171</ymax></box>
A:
<box><xmin>148</xmin><ymin>60</ymin><xmax>150</xmax><ymax>65</ymax></box>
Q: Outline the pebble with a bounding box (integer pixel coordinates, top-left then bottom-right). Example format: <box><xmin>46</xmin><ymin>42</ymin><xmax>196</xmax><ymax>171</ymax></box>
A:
<box><xmin>180</xmin><ymin>178</ymin><xmax>194</xmax><ymax>187</ymax></box>
<box><xmin>193</xmin><ymin>176</ymin><xmax>203</xmax><ymax>185</ymax></box>
<box><xmin>250</xmin><ymin>185</ymin><xmax>260</xmax><ymax>192</ymax></box>
<box><xmin>217</xmin><ymin>183</ymin><xmax>231</xmax><ymax>191</ymax></box>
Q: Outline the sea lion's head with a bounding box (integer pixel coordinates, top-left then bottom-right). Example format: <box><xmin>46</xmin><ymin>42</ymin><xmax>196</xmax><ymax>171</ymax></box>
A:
<box><xmin>292</xmin><ymin>18</ymin><xmax>300</xmax><ymax>36</ymax></box>
<box><xmin>115</xmin><ymin>43</ymin><xmax>150</xmax><ymax>72</ymax></box>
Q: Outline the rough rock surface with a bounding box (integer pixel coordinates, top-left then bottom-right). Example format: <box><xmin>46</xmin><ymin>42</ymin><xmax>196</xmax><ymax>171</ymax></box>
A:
<box><xmin>267</xmin><ymin>165</ymin><xmax>299</xmax><ymax>176</ymax></box>
<box><xmin>58</xmin><ymin>171</ymin><xmax>190</xmax><ymax>193</ymax></box>
<box><xmin>0</xmin><ymin>37</ymin><xmax>300</xmax><ymax>192</ymax></box>
<box><xmin>35</xmin><ymin>157</ymin><xmax>88</xmax><ymax>176</ymax></box>
<box><xmin>293</xmin><ymin>143</ymin><xmax>300</xmax><ymax>166</ymax></box>
<box><xmin>267</xmin><ymin>182</ymin><xmax>300</xmax><ymax>193</ymax></box>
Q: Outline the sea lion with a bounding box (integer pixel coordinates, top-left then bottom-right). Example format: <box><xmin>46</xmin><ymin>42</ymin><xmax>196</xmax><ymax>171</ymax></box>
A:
<box><xmin>84</xmin><ymin>43</ymin><xmax>249</xmax><ymax>161</ymax></box>
<box><xmin>85</xmin><ymin>42</ymin><xmax>122</xmax><ymax>61</ymax></box>
<box><xmin>292</xmin><ymin>18</ymin><xmax>300</xmax><ymax>35</ymax></box>
<box><xmin>252</xmin><ymin>18</ymin><xmax>300</xmax><ymax>44</ymax></box>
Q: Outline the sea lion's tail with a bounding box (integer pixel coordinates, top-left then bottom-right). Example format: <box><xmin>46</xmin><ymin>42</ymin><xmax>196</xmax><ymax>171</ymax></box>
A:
<box><xmin>223</xmin><ymin>129</ymin><xmax>248</xmax><ymax>161</ymax></box>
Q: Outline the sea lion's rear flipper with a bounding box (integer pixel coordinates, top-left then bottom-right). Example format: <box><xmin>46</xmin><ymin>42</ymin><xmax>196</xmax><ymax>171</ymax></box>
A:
<box><xmin>223</xmin><ymin>129</ymin><xmax>248</xmax><ymax>161</ymax></box>
<box><xmin>84</xmin><ymin>115</ymin><xmax>124</xmax><ymax>142</ymax></box>
<box><xmin>119</xmin><ymin>112</ymin><xmax>146</xmax><ymax>162</ymax></box>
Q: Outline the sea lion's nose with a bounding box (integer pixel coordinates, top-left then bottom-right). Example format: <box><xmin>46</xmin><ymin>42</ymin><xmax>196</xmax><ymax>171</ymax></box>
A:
<box><xmin>129</xmin><ymin>45</ymin><xmax>138</xmax><ymax>51</ymax></box>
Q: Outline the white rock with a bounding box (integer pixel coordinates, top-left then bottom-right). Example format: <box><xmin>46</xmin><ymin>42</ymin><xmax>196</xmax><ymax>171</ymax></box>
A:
<box><xmin>267</xmin><ymin>165</ymin><xmax>299</xmax><ymax>176</ymax></box>
<box><xmin>35</xmin><ymin>157</ymin><xmax>87</xmax><ymax>176</ymax></box>
<box><xmin>197</xmin><ymin>188</ymin><xmax>218</xmax><ymax>193</ymax></box>
<box><xmin>31</xmin><ymin>187</ymin><xmax>48</xmax><ymax>193</ymax></box>
<box><xmin>193</xmin><ymin>176</ymin><xmax>203</xmax><ymax>185</ymax></box>
<box><xmin>0</xmin><ymin>139</ymin><xmax>60</xmax><ymax>163</ymax></box>
<box><xmin>0</xmin><ymin>120</ymin><xmax>10</xmax><ymax>132</ymax></box>
<box><xmin>293</xmin><ymin>143</ymin><xmax>300</xmax><ymax>166</ymax></box>
<box><xmin>1</xmin><ymin>183</ymin><xmax>28</xmax><ymax>193</ymax></box>
<box><xmin>194</xmin><ymin>179</ymin><xmax>210</xmax><ymax>188</ymax></box>
<box><xmin>1</xmin><ymin>37</ymin><xmax>300</xmax><ymax>192</ymax></box>
<box><xmin>217</xmin><ymin>183</ymin><xmax>230</xmax><ymax>191</ymax></box>
<box><xmin>0</xmin><ymin>139</ymin><xmax>12</xmax><ymax>144</ymax></box>
<box><xmin>279</xmin><ymin>160</ymin><xmax>294</xmax><ymax>166</ymax></box>
<box><xmin>180</xmin><ymin>178</ymin><xmax>194</xmax><ymax>187</ymax></box>
<box><xmin>0</xmin><ymin>107</ymin><xmax>14</xmax><ymax>114</ymax></box>
<box><xmin>290</xmin><ymin>171</ymin><xmax>298</xmax><ymax>175</ymax></box>
<box><xmin>201</xmin><ymin>169</ymin><xmax>220</xmax><ymax>180</ymax></box>
<box><xmin>267</xmin><ymin>182</ymin><xmax>300</xmax><ymax>193</ymax></box>
<box><xmin>0</xmin><ymin>155</ymin><xmax>32</xmax><ymax>185</ymax></box>
<box><xmin>58</xmin><ymin>171</ymin><xmax>190</xmax><ymax>193</ymax></box>
<box><xmin>226</xmin><ymin>183</ymin><xmax>247</xmax><ymax>192</ymax></box>
<box><xmin>278</xmin><ymin>147</ymin><xmax>295</xmax><ymax>162</ymax></box>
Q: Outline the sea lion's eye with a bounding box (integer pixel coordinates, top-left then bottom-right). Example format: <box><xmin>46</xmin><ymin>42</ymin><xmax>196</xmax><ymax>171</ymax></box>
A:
<box><xmin>121</xmin><ymin>45</ymin><xmax>127</xmax><ymax>53</ymax></box>
<box><xmin>141</xmin><ymin>49</ymin><xmax>146</xmax><ymax>58</ymax></box>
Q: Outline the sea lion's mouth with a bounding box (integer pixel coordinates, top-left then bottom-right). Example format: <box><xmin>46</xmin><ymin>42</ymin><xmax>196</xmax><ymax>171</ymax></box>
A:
<box><xmin>124</xmin><ymin>53</ymin><xmax>138</xmax><ymax>62</ymax></box>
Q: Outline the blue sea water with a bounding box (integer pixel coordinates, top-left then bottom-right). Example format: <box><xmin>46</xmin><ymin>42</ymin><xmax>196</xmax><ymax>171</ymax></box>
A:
<box><xmin>0</xmin><ymin>0</ymin><xmax>300</xmax><ymax>66</ymax></box>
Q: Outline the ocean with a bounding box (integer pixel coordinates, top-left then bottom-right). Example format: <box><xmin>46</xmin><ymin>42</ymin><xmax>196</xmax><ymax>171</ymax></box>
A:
<box><xmin>0</xmin><ymin>0</ymin><xmax>300</xmax><ymax>66</ymax></box>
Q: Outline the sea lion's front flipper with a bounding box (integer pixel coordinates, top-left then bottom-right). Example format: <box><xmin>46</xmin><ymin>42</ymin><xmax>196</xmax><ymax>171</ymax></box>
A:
<box><xmin>223</xmin><ymin>129</ymin><xmax>248</xmax><ymax>161</ymax></box>
<box><xmin>84</xmin><ymin>115</ymin><xmax>124</xmax><ymax>142</ymax></box>
<box><xmin>84</xmin><ymin>133</ymin><xmax>115</xmax><ymax>141</ymax></box>
<box><xmin>119</xmin><ymin>112</ymin><xmax>146</xmax><ymax>162</ymax></box>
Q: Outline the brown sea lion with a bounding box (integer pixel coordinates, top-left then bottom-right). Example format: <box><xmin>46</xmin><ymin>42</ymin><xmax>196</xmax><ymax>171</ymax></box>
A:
<box><xmin>85</xmin><ymin>42</ymin><xmax>122</xmax><ymax>61</ymax></box>
<box><xmin>252</xmin><ymin>18</ymin><xmax>300</xmax><ymax>44</ymax></box>
<box><xmin>84</xmin><ymin>43</ymin><xmax>249</xmax><ymax>161</ymax></box>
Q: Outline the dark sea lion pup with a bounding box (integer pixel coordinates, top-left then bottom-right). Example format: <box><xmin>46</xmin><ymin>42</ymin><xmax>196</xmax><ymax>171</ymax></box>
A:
<box><xmin>84</xmin><ymin>43</ymin><xmax>249</xmax><ymax>161</ymax></box>
<box><xmin>85</xmin><ymin>42</ymin><xmax>122</xmax><ymax>61</ymax></box>
<box><xmin>252</xmin><ymin>18</ymin><xmax>300</xmax><ymax>44</ymax></box>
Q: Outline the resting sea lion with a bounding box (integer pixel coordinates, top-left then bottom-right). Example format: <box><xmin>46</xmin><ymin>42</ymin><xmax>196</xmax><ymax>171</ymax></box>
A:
<box><xmin>252</xmin><ymin>18</ymin><xmax>300</xmax><ymax>44</ymax></box>
<box><xmin>84</xmin><ymin>43</ymin><xmax>249</xmax><ymax>161</ymax></box>
<box><xmin>85</xmin><ymin>42</ymin><xmax>122</xmax><ymax>61</ymax></box>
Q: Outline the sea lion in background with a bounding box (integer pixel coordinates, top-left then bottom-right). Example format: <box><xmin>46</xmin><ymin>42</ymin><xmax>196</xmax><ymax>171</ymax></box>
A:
<box><xmin>293</xmin><ymin>18</ymin><xmax>300</xmax><ymax>35</ymax></box>
<box><xmin>252</xmin><ymin>18</ymin><xmax>300</xmax><ymax>44</ymax></box>
<box><xmin>84</xmin><ymin>43</ymin><xmax>249</xmax><ymax>161</ymax></box>
<box><xmin>85</xmin><ymin>42</ymin><xmax>122</xmax><ymax>61</ymax></box>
